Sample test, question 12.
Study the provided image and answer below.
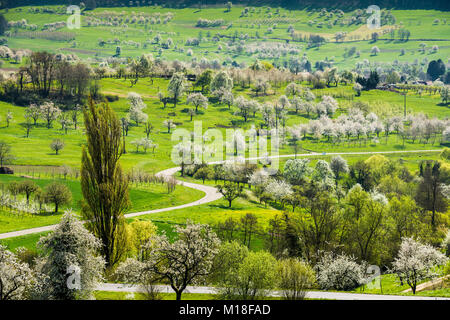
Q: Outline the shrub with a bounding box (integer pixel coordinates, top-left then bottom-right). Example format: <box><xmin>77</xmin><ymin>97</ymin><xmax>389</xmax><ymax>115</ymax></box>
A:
<box><xmin>218</xmin><ymin>250</ymin><xmax>277</xmax><ymax>300</ymax></box>
<box><xmin>277</xmin><ymin>258</ymin><xmax>316</xmax><ymax>300</ymax></box>
<box><xmin>316</xmin><ymin>252</ymin><xmax>366</xmax><ymax>291</ymax></box>
<box><xmin>105</xmin><ymin>94</ymin><xmax>119</xmax><ymax>102</ymax></box>
<box><xmin>196</xmin><ymin>18</ymin><xmax>224</xmax><ymax>28</ymax></box>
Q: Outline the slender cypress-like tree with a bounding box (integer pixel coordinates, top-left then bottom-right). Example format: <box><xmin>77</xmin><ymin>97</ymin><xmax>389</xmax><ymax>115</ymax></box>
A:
<box><xmin>81</xmin><ymin>98</ymin><xmax>130</xmax><ymax>268</ymax></box>
<box><xmin>415</xmin><ymin>160</ymin><xmax>447</xmax><ymax>228</ymax></box>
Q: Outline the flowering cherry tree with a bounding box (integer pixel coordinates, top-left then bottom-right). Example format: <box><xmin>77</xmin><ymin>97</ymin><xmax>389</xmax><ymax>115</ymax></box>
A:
<box><xmin>116</xmin><ymin>221</ymin><xmax>220</xmax><ymax>300</ymax></box>
<box><xmin>186</xmin><ymin>92</ymin><xmax>208</xmax><ymax>112</ymax></box>
<box><xmin>391</xmin><ymin>237</ymin><xmax>448</xmax><ymax>294</ymax></box>
<box><xmin>128</xmin><ymin>92</ymin><xmax>148</xmax><ymax>126</ymax></box>
<box><xmin>0</xmin><ymin>245</ymin><xmax>34</xmax><ymax>300</ymax></box>
<box><xmin>265</xmin><ymin>179</ymin><xmax>293</xmax><ymax>203</ymax></box>
<box><xmin>283</xmin><ymin>158</ymin><xmax>312</xmax><ymax>185</ymax></box>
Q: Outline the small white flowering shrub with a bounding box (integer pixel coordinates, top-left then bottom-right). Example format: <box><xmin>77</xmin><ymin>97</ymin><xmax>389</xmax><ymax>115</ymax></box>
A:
<box><xmin>316</xmin><ymin>252</ymin><xmax>366</xmax><ymax>291</ymax></box>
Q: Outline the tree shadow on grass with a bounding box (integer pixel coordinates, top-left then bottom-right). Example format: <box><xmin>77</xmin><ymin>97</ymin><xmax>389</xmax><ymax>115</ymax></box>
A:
<box><xmin>268</xmin><ymin>202</ymin><xmax>286</xmax><ymax>211</ymax></box>
<box><xmin>30</xmin><ymin>210</ymin><xmax>65</xmax><ymax>217</ymax></box>
<box><xmin>208</xmin><ymin>203</ymin><xmax>244</xmax><ymax>210</ymax></box>
<box><xmin>392</xmin><ymin>144</ymin><xmax>407</xmax><ymax>150</ymax></box>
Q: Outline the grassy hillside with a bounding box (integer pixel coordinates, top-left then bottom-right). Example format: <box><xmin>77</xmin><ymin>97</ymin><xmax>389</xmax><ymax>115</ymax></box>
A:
<box><xmin>2</xmin><ymin>6</ymin><xmax>449</xmax><ymax>70</ymax></box>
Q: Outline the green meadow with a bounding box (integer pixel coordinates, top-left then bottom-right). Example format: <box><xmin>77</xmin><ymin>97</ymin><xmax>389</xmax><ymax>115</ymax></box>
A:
<box><xmin>0</xmin><ymin>71</ymin><xmax>447</xmax><ymax>250</ymax></box>
<box><xmin>1</xmin><ymin>6</ymin><xmax>449</xmax><ymax>69</ymax></box>
<box><xmin>0</xmin><ymin>6</ymin><xmax>448</xmax><ymax>293</ymax></box>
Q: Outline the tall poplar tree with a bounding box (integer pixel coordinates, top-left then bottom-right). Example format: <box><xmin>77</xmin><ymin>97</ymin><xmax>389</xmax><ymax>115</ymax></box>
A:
<box><xmin>81</xmin><ymin>99</ymin><xmax>130</xmax><ymax>268</ymax></box>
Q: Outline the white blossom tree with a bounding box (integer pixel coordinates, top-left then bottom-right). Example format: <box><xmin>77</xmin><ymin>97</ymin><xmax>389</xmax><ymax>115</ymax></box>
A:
<box><xmin>443</xmin><ymin>127</ymin><xmax>450</xmax><ymax>142</ymax></box>
<box><xmin>303</xmin><ymin>101</ymin><xmax>315</xmax><ymax>118</ymax></box>
<box><xmin>40</xmin><ymin>102</ymin><xmax>61</xmax><ymax>129</ymax></box>
<box><xmin>283</xmin><ymin>158</ymin><xmax>312</xmax><ymax>185</ymax></box>
<box><xmin>0</xmin><ymin>245</ymin><xmax>34</xmax><ymax>300</ymax></box>
<box><xmin>302</xmin><ymin>88</ymin><xmax>315</xmax><ymax>102</ymax></box>
<box><xmin>278</xmin><ymin>95</ymin><xmax>291</xmax><ymax>111</ymax></box>
<box><xmin>116</xmin><ymin>221</ymin><xmax>220</xmax><ymax>300</ymax></box>
<box><xmin>163</xmin><ymin>119</ymin><xmax>176</xmax><ymax>133</ymax></box>
<box><xmin>173</xmin><ymin>141</ymin><xmax>194</xmax><ymax>176</ymax></box>
<box><xmin>314</xmin><ymin>102</ymin><xmax>327</xmax><ymax>117</ymax></box>
<box><xmin>186</xmin><ymin>92</ymin><xmax>208</xmax><ymax>112</ymax></box>
<box><xmin>353</xmin><ymin>82</ymin><xmax>362</xmax><ymax>96</ymax></box>
<box><xmin>261</xmin><ymin>103</ymin><xmax>274</xmax><ymax>127</ymax></box>
<box><xmin>254</xmin><ymin>78</ymin><xmax>270</xmax><ymax>96</ymax></box>
<box><xmin>168</xmin><ymin>72</ymin><xmax>187</xmax><ymax>108</ymax></box>
<box><xmin>265</xmin><ymin>179</ymin><xmax>293</xmax><ymax>203</ymax></box>
<box><xmin>391</xmin><ymin>237</ymin><xmax>448</xmax><ymax>294</ymax></box>
<box><xmin>128</xmin><ymin>92</ymin><xmax>148</xmax><ymax>126</ymax></box>
<box><xmin>316</xmin><ymin>252</ymin><xmax>367</xmax><ymax>291</ymax></box>
<box><xmin>312</xmin><ymin>160</ymin><xmax>335</xmax><ymax>190</ymax></box>
<box><xmin>227</xmin><ymin>129</ymin><xmax>245</xmax><ymax>156</ymax></box>
<box><xmin>219</xmin><ymin>89</ymin><xmax>234</xmax><ymax>109</ymax></box>
<box><xmin>320</xmin><ymin>95</ymin><xmax>338</xmax><ymax>115</ymax></box>
<box><xmin>36</xmin><ymin>210</ymin><xmax>105</xmax><ymax>300</ymax></box>
<box><xmin>234</xmin><ymin>96</ymin><xmax>251</xmax><ymax>122</ymax></box>
<box><xmin>26</xmin><ymin>104</ymin><xmax>41</xmax><ymax>125</ymax></box>
<box><xmin>248</xmin><ymin>169</ymin><xmax>270</xmax><ymax>187</ymax></box>
<box><xmin>210</xmin><ymin>70</ymin><xmax>233</xmax><ymax>94</ymax></box>
<box><xmin>290</xmin><ymin>96</ymin><xmax>303</xmax><ymax>114</ymax></box>
<box><xmin>330</xmin><ymin>155</ymin><xmax>349</xmax><ymax>186</ymax></box>
<box><xmin>285</xmin><ymin>82</ymin><xmax>302</xmax><ymax>97</ymax></box>
<box><xmin>371</xmin><ymin>46</ymin><xmax>380</xmax><ymax>56</ymax></box>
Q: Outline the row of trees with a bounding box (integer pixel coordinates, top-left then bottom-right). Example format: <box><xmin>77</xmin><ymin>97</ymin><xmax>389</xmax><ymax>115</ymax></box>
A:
<box><xmin>0</xmin><ymin>51</ymin><xmax>93</xmax><ymax>107</ymax></box>
<box><xmin>0</xmin><ymin>91</ymin><xmax>448</xmax><ymax>301</ymax></box>
<box><xmin>24</xmin><ymin>102</ymin><xmax>81</xmax><ymax>129</ymax></box>
<box><xmin>3</xmin><ymin>0</ymin><xmax>448</xmax><ymax>10</ymax></box>
<box><xmin>17</xmin><ymin>52</ymin><xmax>89</xmax><ymax>100</ymax></box>
<box><xmin>0</xmin><ymin>180</ymin><xmax>71</xmax><ymax>214</ymax></box>
<box><xmin>289</xmin><ymin>109</ymin><xmax>449</xmax><ymax>146</ymax></box>
<box><xmin>1</xmin><ymin>206</ymin><xmax>448</xmax><ymax>301</ymax></box>
<box><xmin>184</xmin><ymin>152</ymin><xmax>449</xmax><ymax>263</ymax></box>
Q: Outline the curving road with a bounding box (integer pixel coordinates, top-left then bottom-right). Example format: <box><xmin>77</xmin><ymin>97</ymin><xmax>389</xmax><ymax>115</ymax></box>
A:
<box><xmin>0</xmin><ymin>166</ymin><xmax>222</xmax><ymax>240</ymax></box>
<box><xmin>0</xmin><ymin>149</ymin><xmax>442</xmax><ymax>240</ymax></box>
